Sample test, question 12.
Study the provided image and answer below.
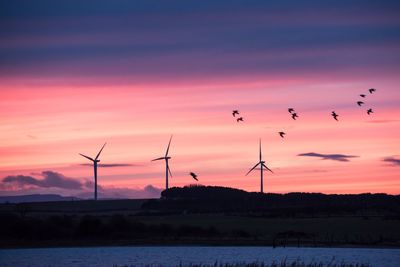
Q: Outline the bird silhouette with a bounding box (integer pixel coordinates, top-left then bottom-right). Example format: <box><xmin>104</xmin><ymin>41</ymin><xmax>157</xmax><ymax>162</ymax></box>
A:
<box><xmin>369</xmin><ymin>88</ymin><xmax>376</xmax><ymax>94</ymax></box>
<box><xmin>367</xmin><ymin>108</ymin><xmax>373</xmax><ymax>115</ymax></box>
<box><xmin>331</xmin><ymin>111</ymin><xmax>339</xmax><ymax>121</ymax></box>
<box><xmin>288</xmin><ymin>108</ymin><xmax>295</xmax><ymax>113</ymax></box>
<box><xmin>360</xmin><ymin>94</ymin><xmax>366</xmax><ymax>98</ymax></box>
<box><xmin>190</xmin><ymin>172</ymin><xmax>198</xmax><ymax>181</ymax></box>
<box><xmin>279</xmin><ymin>132</ymin><xmax>286</xmax><ymax>138</ymax></box>
<box><xmin>291</xmin><ymin>113</ymin><xmax>298</xmax><ymax>120</ymax></box>
<box><xmin>237</xmin><ymin>117</ymin><xmax>243</xmax><ymax>122</ymax></box>
<box><xmin>357</xmin><ymin>101</ymin><xmax>364</xmax><ymax>106</ymax></box>
<box><xmin>232</xmin><ymin>110</ymin><xmax>239</xmax><ymax>117</ymax></box>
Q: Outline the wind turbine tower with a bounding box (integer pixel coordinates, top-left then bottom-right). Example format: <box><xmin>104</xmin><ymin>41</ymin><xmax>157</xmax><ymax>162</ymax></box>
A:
<box><xmin>246</xmin><ymin>139</ymin><xmax>273</xmax><ymax>193</ymax></box>
<box><xmin>152</xmin><ymin>135</ymin><xmax>173</xmax><ymax>191</ymax></box>
<box><xmin>79</xmin><ymin>142</ymin><xmax>106</xmax><ymax>200</ymax></box>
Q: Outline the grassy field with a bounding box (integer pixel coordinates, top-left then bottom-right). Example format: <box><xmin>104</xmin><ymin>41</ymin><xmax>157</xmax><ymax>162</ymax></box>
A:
<box><xmin>134</xmin><ymin>214</ymin><xmax>398</xmax><ymax>236</ymax></box>
<box><xmin>131</xmin><ymin>214</ymin><xmax>400</xmax><ymax>245</ymax></box>
<box><xmin>1</xmin><ymin>194</ymin><xmax>399</xmax><ymax>248</ymax></box>
<box><xmin>1</xmin><ymin>211</ymin><xmax>399</xmax><ymax>248</ymax></box>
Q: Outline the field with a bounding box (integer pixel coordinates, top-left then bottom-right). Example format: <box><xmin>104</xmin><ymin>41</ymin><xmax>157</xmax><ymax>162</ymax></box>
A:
<box><xmin>134</xmin><ymin>214</ymin><xmax>400</xmax><ymax>242</ymax></box>
<box><xmin>1</xmin><ymin>208</ymin><xmax>399</xmax><ymax>247</ymax></box>
<box><xmin>1</xmin><ymin>189</ymin><xmax>400</xmax><ymax>248</ymax></box>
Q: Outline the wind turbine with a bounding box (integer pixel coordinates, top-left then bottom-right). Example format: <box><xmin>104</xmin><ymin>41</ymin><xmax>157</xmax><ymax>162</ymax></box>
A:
<box><xmin>246</xmin><ymin>139</ymin><xmax>273</xmax><ymax>193</ymax></box>
<box><xmin>152</xmin><ymin>135</ymin><xmax>173</xmax><ymax>191</ymax></box>
<box><xmin>79</xmin><ymin>142</ymin><xmax>106</xmax><ymax>200</ymax></box>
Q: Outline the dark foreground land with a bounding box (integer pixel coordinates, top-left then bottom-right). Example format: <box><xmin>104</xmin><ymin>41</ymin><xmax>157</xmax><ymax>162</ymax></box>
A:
<box><xmin>1</xmin><ymin>186</ymin><xmax>399</xmax><ymax>248</ymax></box>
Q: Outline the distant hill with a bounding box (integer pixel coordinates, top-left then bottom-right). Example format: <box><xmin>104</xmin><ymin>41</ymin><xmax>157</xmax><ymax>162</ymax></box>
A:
<box><xmin>142</xmin><ymin>185</ymin><xmax>400</xmax><ymax>216</ymax></box>
<box><xmin>0</xmin><ymin>194</ymin><xmax>79</xmax><ymax>203</ymax></box>
<box><xmin>2</xmin><ymin>186</ymin><xmax>400</xmax><ymax>217</ymax></box>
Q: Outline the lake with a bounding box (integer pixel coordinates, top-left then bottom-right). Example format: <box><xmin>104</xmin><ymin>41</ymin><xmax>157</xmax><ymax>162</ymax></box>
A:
<box><xmin>0</xmin><ymin>246</ymin><xmax>399</xmax><ymax>267</ymax></box>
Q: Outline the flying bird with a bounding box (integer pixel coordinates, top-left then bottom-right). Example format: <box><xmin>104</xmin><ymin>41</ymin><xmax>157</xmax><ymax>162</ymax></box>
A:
<box><xmin>190</xmin><ymin>172</ymin><xmax>198</xmax><ymax>181</ymax></box>
<box><xmin>360</xmin><ymin>94</ymin><xmax>366</xmax><ymax>98</ymax></box>
<box><xmin>369</xmin><ymin>88</ymin><xmax>376</xmax><ymax>94</ymax></box>
<box><xmin>288</xmin><ymin>108</ymin><xmax>295</xmax><ymax>113</ymax></box>
<box><xmin>232</xmin><ymin>110</ymin><xmax>239</xmax><ymax>117</ymax></box>
<box><xmin>237</xmin><ymin>117</ymin><xmax>243</xmax><ymax>122</ymax></box>
<box><xmin>367</xmin><ymin>108</ymin><xmax>373</xmax><ymax>115</ymax></box>
<box><xmin>279</xmin><ymin>132</ymin><xmax>286</xmax><ymax>138</ymax></box>
<box><xmin>357</xmin><ymin>101</ymin><xmax>364</xmax><ymax>106</ymax></box>
<box><xmin>331</xmin><ymin>111</ymin><xmax>339</xmax><ymax>121</ymax></box>
<box><xmin>291</xmin><ymin>113</ymin><xmax>298</xmax><ymax>120</ymax></box>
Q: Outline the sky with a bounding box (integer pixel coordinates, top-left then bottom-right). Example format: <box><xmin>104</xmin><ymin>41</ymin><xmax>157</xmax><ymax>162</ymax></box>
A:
<box><xmin>1</xmin><ymin>0</ymin><xmax>400</xmax><ymax>198</ymax></box>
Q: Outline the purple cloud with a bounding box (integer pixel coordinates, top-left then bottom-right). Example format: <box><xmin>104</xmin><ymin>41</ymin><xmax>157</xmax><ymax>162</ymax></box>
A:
<box><xmin>75</xmin><ymin>184</ymin><xmax>162</xmax><ymax>199</ymax></box>
<box><xmin>1</xmin><ymin>170</ymin><xmax>162</xmax><ymax>199</ymax></box>
<box><xmin>2</xmin><ymin>171</ymin><xmax>82</xmax><ymax>189</ymax></box>
<box><xmin>383</xmin><ymin>157</ymin><xmax>400</xmax><ymax>166</ymax></box>
<box><xmin>298</xmin><ymin>152</ymin><xmax>358</xmax><ymax>162</ymax></box>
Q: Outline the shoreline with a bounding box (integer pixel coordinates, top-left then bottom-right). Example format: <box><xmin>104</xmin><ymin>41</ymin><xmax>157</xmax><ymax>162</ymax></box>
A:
<box><xmin>2</xmin><ymin>240</ymin><xmax>400</xmax><ymax>250</ymax></box>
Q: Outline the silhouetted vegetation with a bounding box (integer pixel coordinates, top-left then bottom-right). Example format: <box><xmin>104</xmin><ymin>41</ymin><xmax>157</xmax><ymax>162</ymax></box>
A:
<box><xmin>142</xmin><ymin>185</ymin><xmax>400</xmax><ymax>216</ymax></box>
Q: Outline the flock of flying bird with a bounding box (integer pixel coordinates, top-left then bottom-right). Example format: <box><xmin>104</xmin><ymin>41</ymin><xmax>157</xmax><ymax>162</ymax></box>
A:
<box><xmin>80</xmin><ymin>88</ymin><xmax>378</xmax><ymax>200</ymax></box>
<box><xmin>232</xmin><ymin>88</ymin><xmax>377</xmax><ymax>138</ymax></box>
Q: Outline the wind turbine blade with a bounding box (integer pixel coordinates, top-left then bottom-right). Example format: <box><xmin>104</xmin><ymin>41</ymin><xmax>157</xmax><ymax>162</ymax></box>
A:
<box><xmin>151</xmin><ymin>157</ymin><xmax>165</xmax><ymax>161</ymax></box>
<box><xmin>165</xmin><ymin>135</ymin><xmax>173</xmax><ymax>157</ymax></box>
<box><xmin>262</xmin><ymin>163</ymin><xmax>274</xmax><ymax>173</ymax></box>
<box><xmin>95</xmin><ymin>142</ymin><xmax>107</xmax><ymax>160</ymax></box>
<box><xmin>259</xmin><ymin>139</ymin><xmax>262</xmax><ymax>161</ymax></box>
<box><xmin>168</xmin><ymin>165</ymin><xmax>172</xmax><ymax>178</ymax></box>
<box><xmin>79</xmin><ymin>153</ymin><xmax>94</xmax><ymax>161</ymax></box>
<box><xmin>246</xmin><ymin>162</ymin><xmax>260</xmax><ymax>176</ymax></box>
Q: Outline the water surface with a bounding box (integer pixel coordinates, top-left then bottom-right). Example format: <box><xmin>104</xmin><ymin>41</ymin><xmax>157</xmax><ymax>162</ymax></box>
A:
<box><xmin>1</xmin><ymin>246</ymin><xmax>399</xmax><ymax>267</ymax></box>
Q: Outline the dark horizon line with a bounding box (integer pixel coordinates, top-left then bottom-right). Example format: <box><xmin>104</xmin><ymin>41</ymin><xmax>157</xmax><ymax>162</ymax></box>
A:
<box><xmin>1</xmin><ymin>184</ymin><xmax>399</xmax><ymax>201</ymax></box>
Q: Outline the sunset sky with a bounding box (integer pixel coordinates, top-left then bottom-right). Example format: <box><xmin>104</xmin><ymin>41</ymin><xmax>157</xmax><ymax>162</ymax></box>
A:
<box><xmin>1</xmin><ymin>0</ymin><xmax>399</xmax><ymax>198</ymax></box>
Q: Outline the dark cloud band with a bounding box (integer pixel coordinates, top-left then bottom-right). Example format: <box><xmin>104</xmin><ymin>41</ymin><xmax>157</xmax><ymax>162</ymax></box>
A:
<box><xmin>1</xmin><ymin>0</ymin><xmax>399</xmax><ymax>82</ymax></box>
<box><xmin>298</xmin><ymin>152</ymin><xmax>358</xmax><ymax>162</ymax></box>
<box><xmin>80</xmin><ymin>163</ymin><xmax>137</xmax><ymax>168</ymax></box>
<box><xmin>383</xmin><ymin>157</ymin><xmax>400</xmax><ymax>166</ymax></box>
